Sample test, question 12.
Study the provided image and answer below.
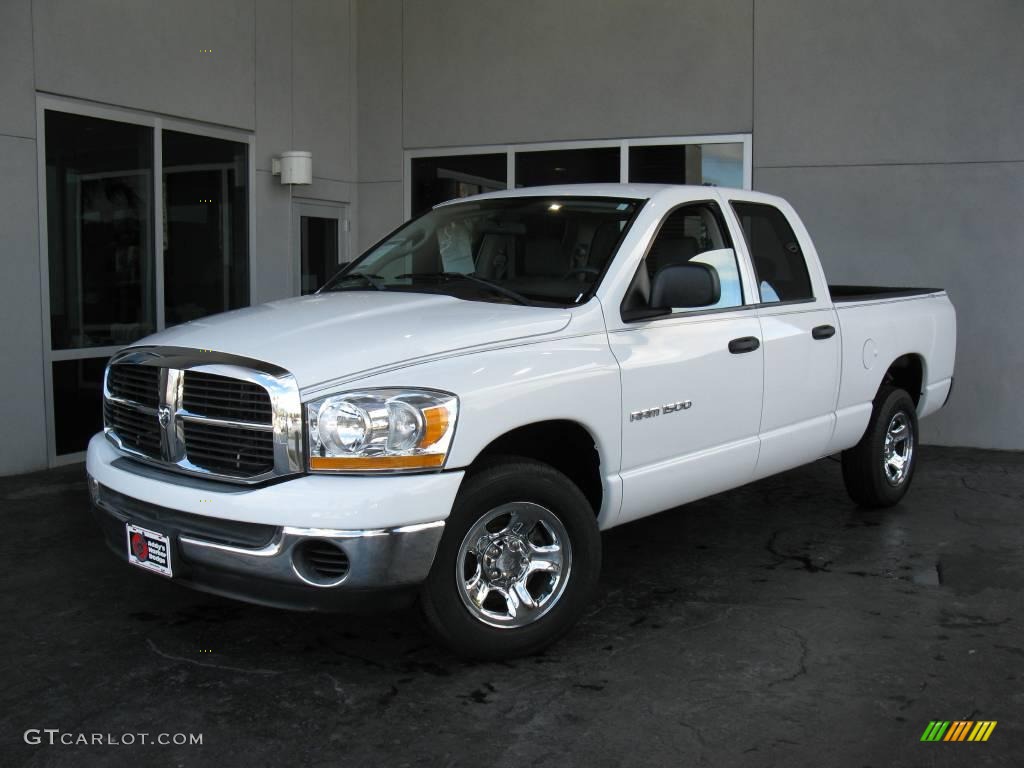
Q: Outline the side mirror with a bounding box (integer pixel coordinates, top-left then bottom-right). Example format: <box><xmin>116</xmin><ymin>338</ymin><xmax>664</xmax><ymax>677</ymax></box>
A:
<box><xmin>649</xmin><ymin>262</ymin><xmax>721</xmax><ymax>310</ymax></box>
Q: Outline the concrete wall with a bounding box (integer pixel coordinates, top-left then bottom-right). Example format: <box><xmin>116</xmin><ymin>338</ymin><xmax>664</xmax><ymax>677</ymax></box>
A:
<box><xmin>0</xmin><ymin>0</ymin><xmax>357</xmax><ymax>474</ymax></box>
<box><xmin>0</xmin><ymin>0</ymin><xmax>49</xmax><ymax>474</ymax></box>
<box><xmin>751</xmin><ymin>0</ymin><xmax>1024</xmax><ymax>450</ymax></box>
<box><xmin>355</xmin><ymin>0</ymin><xmax>1024</xmax><ymax>450</ymax></box>
<box><xmin>355</xmin><ymin>0</ymin><xmax>403</xmax><ymax>250</ymax></box>
<box><xmin>254</xmin><ymin>0</ymin><xmax>359</xmax><ymax>301</ymax></box>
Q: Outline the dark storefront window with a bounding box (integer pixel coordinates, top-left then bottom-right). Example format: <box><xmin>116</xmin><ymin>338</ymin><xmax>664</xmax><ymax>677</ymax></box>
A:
<box><xmin>45</xmin><ymin>111</ymin><xmax>155</xmax><ymax>350</ymax></box>
<box><xmin>44</xmin><ymin>109</ymin><xmax>250</xmax><ymax>457</ymax></box>
<box><xmin>163</xmin><ymin>130</ymin><xmax>249</xmax><ymax>325</ymax></box>
<box><xmin>630</xmin><ymin>142</ymin><xmax>744</xmax><ymax>187</ymax></box>
<box><xmin>410</xmin><ymin>153</ymin><xmax>506</xmax><ymax>217</ymax></box>
<box><xmin>51</xmin><ymin>358</ymin><xmax>108</xmax><ymax>456</ymax></box>
<box><xmin>515</xmin><ymin>147</ymin><xmax>620</xmax><ymax>188</ymax></box>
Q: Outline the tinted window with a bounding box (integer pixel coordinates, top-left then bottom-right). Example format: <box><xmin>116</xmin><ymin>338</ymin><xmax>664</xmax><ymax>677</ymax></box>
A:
<box><xmin>163</xmin><ymin>130</ymin><xmax>249</xmax><ymax>325</ymax></box>
<box><xmin>52</xmin><ymin>357</ymin><xmax>108</xmax><ymax>455</ymax></box>
<box><xmin>628</xmin><ymin>202</ymin><xmax>743</xmax><ymax>312</ymax></box>
<box><xmin>515</xmin><ymin>147</ymin><xmax>620</xmax><ymax>187</ymax></box>
<box><xmin>731</xmin><ymin>202</ymin><xmax>813</xmax><ymax>303</ymax></box>
<box><xmin>323</xmin><ymin>197</ymin><xmax>640</xmax><ymax>307</ymax></box>
<box><xmin>629</xmin><ymin>142</ymin><xmax>743</xmax><ymax>187</ymax></box>
<box><xmin>411</xmin><ymin>154</ymin><xmax>507</xmax><ymax>217</ymax></box>
<box><xmin>45</xmin><ymin>111</ymin><xmax>155</xmax><ymax>349</ymax></box>
<box><xmin>300</xmin><ymin>216</ymin><xmax>339</xmax><ymax>294</ymax></box>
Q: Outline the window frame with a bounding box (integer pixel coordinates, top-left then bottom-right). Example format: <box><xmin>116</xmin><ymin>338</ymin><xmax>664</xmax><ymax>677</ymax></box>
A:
<box><xmin>619</xmin><ymin>199</ymin><xmax>756</xmax><ymax>323</ymax></box>
<box><xmin>293</xmin><ymin>199</ymin><xmax>349</xmax><ymax>295</ymax></box>
<box><xmin>35</xmin><ymin>94</ymin><xmax>255</xmax><ymax>466</ymax></box>
<box><xmin>404</xmin><ymin>134</ymin><xmax>752</xmax><ymax>219</ymax></box>
<box><xmin>728</xmin><ymin>200</ymin><xmax>818</xmax><ymax>306</ymax></box>
<box><xmin>325</xmin><ymin>195</ymin><xmax>646</xmax><ymax>309</ymax></box>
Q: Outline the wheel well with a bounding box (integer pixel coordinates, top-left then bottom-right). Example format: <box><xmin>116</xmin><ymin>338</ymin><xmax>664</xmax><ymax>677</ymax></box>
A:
<box><xmin>882</xmin><ymin>354</ymin><xmax>924</xmax><ymax>406</ymax></box>
<box><xmin>473</xmin><ymin>421</ymin><xmax>602</xmax><ymax>514</ymax></box>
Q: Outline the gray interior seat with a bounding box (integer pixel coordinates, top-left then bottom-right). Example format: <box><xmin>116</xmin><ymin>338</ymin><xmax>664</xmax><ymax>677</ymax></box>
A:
<box><xmin>587</xmin><ymin>222</ymin><xmax>621</xmax><ymax>268</ymax></box>
<box><xmin>476</xmin><ymin>233</ymin><xmax>517</xmax><ymax>279</ymax></box>
<box><xmin>647</xmin><ymin>236</ymin><xmax>698</xmax><ymax>274</ymax></box>
<box><xmin>624</xmin><ymin>235</ymin><xmax>700</xmax><ymax>307</ymax></box>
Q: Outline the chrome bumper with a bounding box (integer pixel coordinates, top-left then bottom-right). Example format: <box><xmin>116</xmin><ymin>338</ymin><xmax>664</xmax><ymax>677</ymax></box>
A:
<box><xmin>90</xmin><ymin>477</ymin><xmax>445</xmax><ymax>611</ymax></box>
<box><xmin>178</xmin><ymin>521</ymin><xmax>445</xmax><ymax>589</ymax></box>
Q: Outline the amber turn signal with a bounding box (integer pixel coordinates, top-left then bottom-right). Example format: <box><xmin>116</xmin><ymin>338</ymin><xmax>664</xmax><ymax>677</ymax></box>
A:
<box><xmin>309</xmin><ymin>453</ymin><xmax>446</xmax><ymax>472</ymax></box>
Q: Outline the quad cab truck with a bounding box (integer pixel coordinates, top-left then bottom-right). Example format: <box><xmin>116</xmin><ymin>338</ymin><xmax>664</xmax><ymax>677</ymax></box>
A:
<box><xmin>87</xmin><ymin>184</ymin><xmax>956</xmax><ymax>658</ymax></box>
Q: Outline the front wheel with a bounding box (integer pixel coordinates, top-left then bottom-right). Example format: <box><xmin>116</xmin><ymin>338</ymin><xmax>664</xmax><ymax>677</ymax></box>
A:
<box><xmin>841</xmin><ymin>385</ymin><xmax>919</xmax><ymax>508</ymax></box>
<box><xmin>420</xmin><ymin>457</ymin><xmax>601</xmax><ymax>659</ymax></box>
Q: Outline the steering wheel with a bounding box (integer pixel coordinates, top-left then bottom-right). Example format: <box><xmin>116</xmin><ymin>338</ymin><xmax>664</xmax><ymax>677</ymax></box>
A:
<box><xmin>561</xmin><ymin>266</ymin><xmax>601</xmax><ymax>280</ymax></box>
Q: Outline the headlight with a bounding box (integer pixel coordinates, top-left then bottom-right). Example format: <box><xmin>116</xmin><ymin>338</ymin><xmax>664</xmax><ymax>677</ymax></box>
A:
<box><xmin>306</xmin><ymin>389</ymin><xmax>458</xmax><ymax>473</ymax></box>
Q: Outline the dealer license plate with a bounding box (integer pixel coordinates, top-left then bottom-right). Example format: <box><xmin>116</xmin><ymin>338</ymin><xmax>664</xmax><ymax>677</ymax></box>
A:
<box><xmin>125</xmin><ymin>523</ymin><xmax>173</xmax><ymax>577</ymax></box>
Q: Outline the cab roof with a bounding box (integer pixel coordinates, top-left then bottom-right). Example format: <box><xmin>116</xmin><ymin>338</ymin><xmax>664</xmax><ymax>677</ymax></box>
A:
<box><xmin>433</xmin><ymin>182</ymin><xmax>767</xmax><ymax>208</ymax></box>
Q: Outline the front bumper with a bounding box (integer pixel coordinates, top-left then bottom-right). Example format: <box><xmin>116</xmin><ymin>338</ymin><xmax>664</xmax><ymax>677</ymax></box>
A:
<box><xmin>86</xmin><ymin>434</ymin><xmax>462</xmax><ymax>612</ymax></box>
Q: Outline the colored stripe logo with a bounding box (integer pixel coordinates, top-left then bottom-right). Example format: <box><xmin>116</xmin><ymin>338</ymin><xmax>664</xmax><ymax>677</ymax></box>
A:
<box><xmin>920</xmin><ymin>721</ymin><xmax>997</xmax><ymax>742</ymax></box>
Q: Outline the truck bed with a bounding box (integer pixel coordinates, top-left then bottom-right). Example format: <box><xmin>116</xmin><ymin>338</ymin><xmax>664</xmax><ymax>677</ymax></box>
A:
<box><xmin>829</xmin><ymin>285</ymin><xmax>943</xmax><ymax>303</ymax></box>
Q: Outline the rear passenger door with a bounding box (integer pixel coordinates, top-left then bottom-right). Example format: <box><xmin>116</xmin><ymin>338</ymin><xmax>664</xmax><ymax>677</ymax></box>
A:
<box><xmin>726</xmin><ymin>198</ymin><xmax>840</xmax><ymax>479</ymax></box>
<box><xmin>607</xmin><ymin>199</ymin><xmax>764</xmax><ymax>526</ymax></box>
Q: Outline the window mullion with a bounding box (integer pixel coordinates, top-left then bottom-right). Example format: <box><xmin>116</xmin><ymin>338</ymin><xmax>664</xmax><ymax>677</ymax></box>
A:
<box><xmin>153</xmin><ymin>118</ymin><xmax>165</xmax><ymax>331</ymax></box>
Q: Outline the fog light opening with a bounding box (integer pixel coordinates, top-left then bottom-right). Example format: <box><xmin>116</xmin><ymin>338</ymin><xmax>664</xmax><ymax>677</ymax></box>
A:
<box><xmin>291</xmin><ymin>539</ymin><xmax>351</xmax><ymax>587</ymax></box>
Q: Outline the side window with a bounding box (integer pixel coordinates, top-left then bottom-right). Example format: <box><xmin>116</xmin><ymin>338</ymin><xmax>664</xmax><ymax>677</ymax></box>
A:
<box><xmin>731</xmin><ymin>202</ymin><xmax>813</xmax><ymax>303</ymax></box>
<box><xmin>628</xmin><ymin>202</ymin><xmax>743</xmax><ymax>312</ymax></box>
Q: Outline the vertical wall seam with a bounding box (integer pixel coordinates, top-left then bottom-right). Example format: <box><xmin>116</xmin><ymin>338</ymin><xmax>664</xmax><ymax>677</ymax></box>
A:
<box><xmin>751</xmin><ymin>0</ymin><xmax>756</xmax><ymax>187</ymax></box>
<box><xmin>349</xmin><ymin>0</ymin><xmax>358</xmax><ymax>254</ymax></box>
<box><xmin>350</xmin><ymin>0</ymin><xmax>358</xmax><ymax>186</ymax></box>
<box><xmin>30</xmin><ymin>0</ymin><xmax>51</xmax><ymax>469</ymax></box>
<box><xmin>401</xmin><ymin>1</ymin><xmax>405</xmax><ymax>157</ymax></box>
<box><xmin>290</xmin><ymin>0</ymin><xmax>294</xmax><ymax>148</ymax></box>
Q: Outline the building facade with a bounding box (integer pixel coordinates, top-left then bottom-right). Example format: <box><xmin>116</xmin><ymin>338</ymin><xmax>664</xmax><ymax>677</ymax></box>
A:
<box><xmin>1</xmin><ymin>0</ymin><xmax>1021</xmax><ymax>475</ymax></box>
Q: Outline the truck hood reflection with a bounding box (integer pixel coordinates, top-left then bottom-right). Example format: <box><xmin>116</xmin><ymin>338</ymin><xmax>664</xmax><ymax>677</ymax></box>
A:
<box><xmin>133</xmin><ymin>291</ymin><xmax>572</xmax><ymax>391</ymax></box>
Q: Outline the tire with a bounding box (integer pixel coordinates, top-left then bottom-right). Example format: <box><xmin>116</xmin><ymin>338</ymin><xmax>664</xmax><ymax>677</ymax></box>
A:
<box><xmin>420</xmin><ymin>457</ymin><xmax>601</xmax><ymax>660</ymax></box>
<box><xmin>841</xmin><ymin>385</ymin><xmax>919</xmax><ymax>508</ymax></box>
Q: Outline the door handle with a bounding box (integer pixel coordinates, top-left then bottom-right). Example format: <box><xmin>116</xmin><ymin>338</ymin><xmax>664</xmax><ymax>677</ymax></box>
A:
<box><xmin>812</xmin><ymin>324</ymin><xmax>836</xmax><ymax>340</ymax></box>
<box><xmin>728</xmin><ymin>336</ymin><xmax>760</xmax><ymax>354</ymax></box>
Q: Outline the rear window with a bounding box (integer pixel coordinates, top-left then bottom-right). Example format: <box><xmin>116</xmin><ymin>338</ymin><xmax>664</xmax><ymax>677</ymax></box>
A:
<box><xmin>731</xmin><ymin>202</ymin><xmax>813</xmax><ymax>303</ymax></box>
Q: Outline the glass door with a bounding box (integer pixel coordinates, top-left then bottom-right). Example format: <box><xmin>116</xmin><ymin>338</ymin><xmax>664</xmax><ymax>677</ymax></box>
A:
<box><xmin>294</xmin><ymin>202</ymin><xmax>348</xmax><ymax>295</ymax></box>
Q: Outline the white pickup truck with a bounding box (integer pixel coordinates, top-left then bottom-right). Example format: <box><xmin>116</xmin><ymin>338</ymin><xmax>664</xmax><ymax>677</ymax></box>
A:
<box><xmin>87</xmin><ymin>184</ymin><xmax>956</xmax><ymax>658</ymax></box>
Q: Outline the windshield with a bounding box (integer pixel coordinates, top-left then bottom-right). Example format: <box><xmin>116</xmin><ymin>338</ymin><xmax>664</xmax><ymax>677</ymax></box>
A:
<box><xmin>321</xmin><ymin>196</ymin><xmax>643</xmax><ymax>306</ymax></box>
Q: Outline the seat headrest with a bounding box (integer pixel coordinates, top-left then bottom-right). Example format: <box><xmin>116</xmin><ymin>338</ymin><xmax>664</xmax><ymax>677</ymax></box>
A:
<box><xmin>648</xmin><ymin>236</ymin><xmax>699</xmax><ymax>274</ymax></box>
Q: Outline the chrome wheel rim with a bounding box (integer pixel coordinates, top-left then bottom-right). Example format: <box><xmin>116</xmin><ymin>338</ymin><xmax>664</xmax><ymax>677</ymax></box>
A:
<box><xmin>455</xmin><ymin>501</ymin><xmax>572</xmax><ymax>629</ymax></box>
<box><xmin>883</xmin><ymin>411</ymin><xmax>914</xmax><ymax>486</ymax></box>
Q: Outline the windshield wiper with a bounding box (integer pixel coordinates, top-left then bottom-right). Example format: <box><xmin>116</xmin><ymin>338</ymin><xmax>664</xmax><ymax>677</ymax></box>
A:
<box><xmin>323</xmin><ymin>272</ymin><xmax>386</xmax><ymax>291</ymax></box>
<box><xmin>395</xmin><ymin>272</ymin><xmax>534</xmax><ymax>306</ymax></box>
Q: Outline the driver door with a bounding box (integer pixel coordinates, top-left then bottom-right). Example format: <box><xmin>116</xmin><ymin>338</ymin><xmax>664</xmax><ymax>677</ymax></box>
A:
<box><xmin>607</xmin><ymin>200</ymin><xmax>764</xmax><ymax>525</ymax></box>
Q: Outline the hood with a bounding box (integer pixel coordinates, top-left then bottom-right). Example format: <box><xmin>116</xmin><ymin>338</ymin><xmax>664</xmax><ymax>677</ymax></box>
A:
<box><xmin>133</xmin><ymin>292</ymin><xmax>572</xmax><ymax>390</ymax></box>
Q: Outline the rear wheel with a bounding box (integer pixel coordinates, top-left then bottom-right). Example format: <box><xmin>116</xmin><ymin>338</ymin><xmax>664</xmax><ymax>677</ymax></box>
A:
<box><xmin>421</xmin><ymin>457</ymin><xmax>601</xmax><ymax>659</ymax></box>
<box><xmin>841</xmin><ymin>385</ymin><xmax>918</xmax><ymax>507</ymax></box>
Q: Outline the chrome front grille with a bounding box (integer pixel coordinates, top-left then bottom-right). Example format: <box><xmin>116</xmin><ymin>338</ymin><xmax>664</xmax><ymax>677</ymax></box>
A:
<box><xmin>182</xmin><ymin>370</ymin><xmax>273</xmax><ymax>423</ymax></box>
<box><xmin>103</xmin><ymin>398</ymin><xmax>162</xmax><ymax>455</ymax></box>
<box><xmin>107</xmin><ymin>364</ymin><xmax>160</xmax><ymax>408</ymax></box>
<box><xmin>183</xmin><ymin>420</ymin><xmax>276</xmax><ymax>477</ymax></box>
<box><xmin>179</xmin><ymin>370</ymin><xmax>275</xmax><ymax>476</ymax></box>
<box><xmin>102</xmin><ymin>347</ymin><xmax>303</xmax><ymax>484</ymax></box>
